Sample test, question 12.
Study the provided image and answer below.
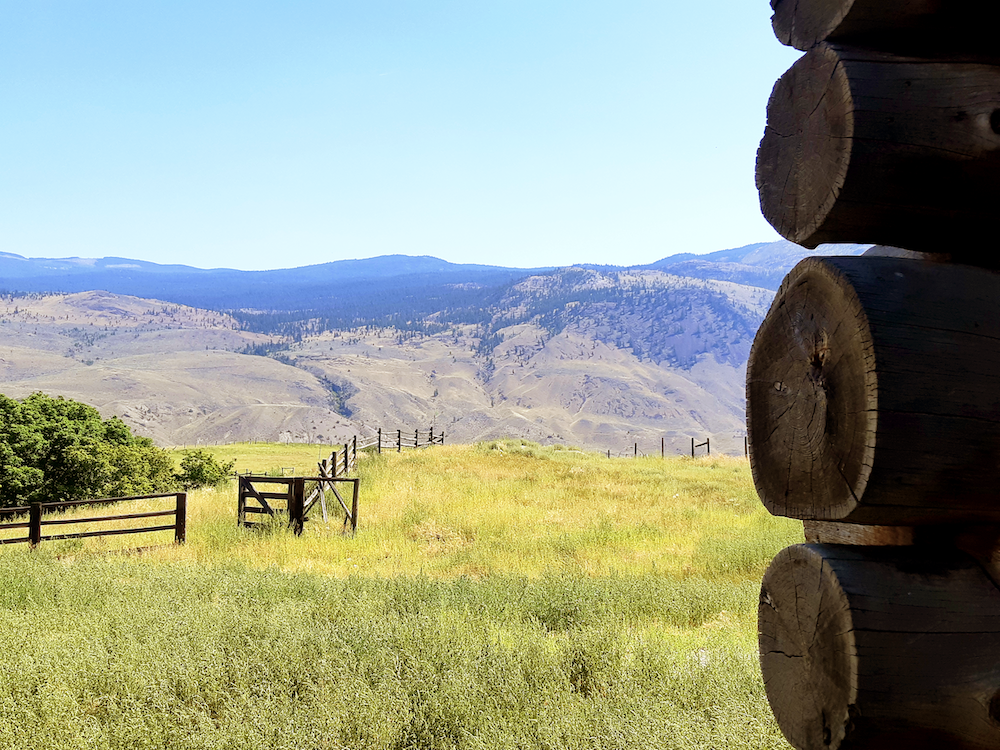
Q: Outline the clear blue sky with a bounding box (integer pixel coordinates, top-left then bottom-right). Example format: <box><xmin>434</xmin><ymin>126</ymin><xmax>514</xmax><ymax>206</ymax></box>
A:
<box><xmin>1</xmin><ymin>1</ymin><xmax>800</xmax><ymax>271</ymax></box>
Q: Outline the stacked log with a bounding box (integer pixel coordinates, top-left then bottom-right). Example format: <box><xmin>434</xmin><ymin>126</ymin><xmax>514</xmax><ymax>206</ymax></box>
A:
<box><xmin>760</xmin><ymin>544</ymin><xmax>1000</xmax><ymax>749</ymax></box>
<box><xmin>750</xmin><ymin>2</ymin><xmax>1000</xmax><ymax>748</ymax></box>
<box><xmin>770</xmin><ymin>0</ymin><xmax>1000</xmax><ymax>54</ymax></box>
<box><xmin>756</xmin><ymin>45</ymin><xmax>1000</xmax><ymax>256</ymax></box>
<box><xmin>747</xmin><ymin>255</ymin><xmax>1000</xmax><ymax>525</ymax></box>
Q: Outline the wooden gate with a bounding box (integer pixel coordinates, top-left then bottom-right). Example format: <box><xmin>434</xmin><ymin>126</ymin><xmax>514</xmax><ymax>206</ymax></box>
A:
<box><xmin>237</xmin><ymin>475</ymin><xmax>359</xmax><ymax>536</ymax></box>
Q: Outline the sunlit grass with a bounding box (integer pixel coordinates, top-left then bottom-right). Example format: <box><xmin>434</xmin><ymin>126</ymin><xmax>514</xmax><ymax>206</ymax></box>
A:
<box><xmin>0</xmin><ymin>439</ymin><xmax>802</xmax><ymax>749</ymax></box>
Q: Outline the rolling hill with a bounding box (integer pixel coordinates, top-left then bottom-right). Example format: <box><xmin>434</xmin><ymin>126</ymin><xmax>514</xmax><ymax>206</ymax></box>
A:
<box><xmin>0</xmin><ymin>242</ymin><xmax>868</xmax><ymax>453</ymax></box>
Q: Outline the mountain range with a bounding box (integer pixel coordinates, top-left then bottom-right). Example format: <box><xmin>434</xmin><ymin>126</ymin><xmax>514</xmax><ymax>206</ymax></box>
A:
<box><xmin>0</xmin><ymin>241</ymin><xmax>868</xmax><ymax>454</ymax></box>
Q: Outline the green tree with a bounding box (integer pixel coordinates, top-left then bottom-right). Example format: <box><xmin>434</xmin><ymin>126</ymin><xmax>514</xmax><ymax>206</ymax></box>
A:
<box><xmin>174</xmin><ymin>449</ymin><xmax>235</xmax><ymax>490</ymax></box>
<box><xmin>0</xmin><ymin>392</ymin><xmax>176</xmax><ymax>507</ymax></box>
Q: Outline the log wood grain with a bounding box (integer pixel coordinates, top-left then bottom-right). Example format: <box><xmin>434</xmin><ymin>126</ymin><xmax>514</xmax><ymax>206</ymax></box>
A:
<box><xmin>747</xmin><ymin>255</ymin><xmax>1000</xmax><ymax>524</ymax></box>
<box><xmin>803</xmin><ymin>521</ymin><xmax>915</xmax><ymax>546</ymax></box>
<box><xmin>760</xmin><ymin>543</ymin><xmax>1000</xmax><ymax>750</ymax></box>
<box><xmin>756</xmin><ymin>44</ymin><xmax>1000</xmax><ymax>256</ymax></box>
<box><xmin>770</xmin><ymin>0</ymin><xmax>1000</xmax><ymax>54</ymax></box>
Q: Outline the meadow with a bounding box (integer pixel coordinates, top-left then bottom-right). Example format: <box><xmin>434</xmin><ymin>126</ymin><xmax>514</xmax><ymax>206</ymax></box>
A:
<box><xmin>0</xmin><ymin>440</ymin><xmax>801</xmax><ymax>749</ymax></box>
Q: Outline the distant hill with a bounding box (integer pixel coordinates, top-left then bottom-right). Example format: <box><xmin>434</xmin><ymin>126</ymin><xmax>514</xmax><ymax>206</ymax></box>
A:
<box><xmin>0</xmin><ymin>252</ymin><xmax>549</xmax><ymax>314</ymax></box>
<box><xmin>643</xmin><ymin>241</ymin><xmax>869</xmax><ymax>290</ymax></box>
<box><xmin>0</xmin><ymin>241</ymin><xmax>868</xmax><ymax>451</ymax></box>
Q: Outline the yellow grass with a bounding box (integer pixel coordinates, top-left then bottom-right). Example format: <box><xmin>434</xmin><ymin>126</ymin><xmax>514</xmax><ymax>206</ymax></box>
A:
<box><xmin>15</xmin><ymin>441</ymin><xmax>802</xmax><ymax>603</ymax></box>
<box><xmin>0</xmin><ymin>439</ymin><xmax>803</xmax><ymax>748</ymax></box>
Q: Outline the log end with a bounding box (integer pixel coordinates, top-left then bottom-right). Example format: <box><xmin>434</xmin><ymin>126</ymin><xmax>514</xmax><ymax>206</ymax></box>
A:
<box><xmin>762</xmin><ymin>543</ymin><xmax>1000</xmax><ymax>749</ymax></box>
<box><xmin>770</xmin><ymin>0</ymin><xmax>855</xmax><ymax>50</ymax></box>
<box><xmin>756</xmin><ymin>45</ymin><xmax>854</xmax><ymax>247</ymax></box>
<box><xmin>760</xmin><ymin>544</ymin><xmax>856</xmax><ymax>750</ymax></box>
<box><xmin>747</xmin><ymin>257</ymin><xmax>876</xmax><ymax>520</ymax></box>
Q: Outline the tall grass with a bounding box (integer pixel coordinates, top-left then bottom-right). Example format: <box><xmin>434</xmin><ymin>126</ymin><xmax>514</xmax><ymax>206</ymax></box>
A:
<box><xmin>0</xmin><ymin>440</ymin><xmax>801</xmax><ymax>749</ymax></box>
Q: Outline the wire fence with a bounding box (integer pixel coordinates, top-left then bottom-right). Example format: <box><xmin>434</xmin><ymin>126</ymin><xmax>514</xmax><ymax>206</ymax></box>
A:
<box><xmin>607</xmin><ymin>435</ymin><xmax>749</xmax><ymax>459</ymax></box>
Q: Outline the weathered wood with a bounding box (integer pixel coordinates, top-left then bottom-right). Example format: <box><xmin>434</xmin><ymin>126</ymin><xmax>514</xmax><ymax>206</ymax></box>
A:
<box><xmin>770</xmin><ymin>0</ymin><xmax>1000</xmax><ymax>54</ymax></box>
<box><xmin>756</xmin><ymin>44</ymin><xmax>1000</xmax><ymax>255</ymax></box>
<box><xmin>175</xmin><ymin>492</ymin><xmax>187</xmax><ymax>544</ymax></box>
<box><xmin>288</xmin><ymin>478</ymin><xmax>305</xmax><ymax>535</ymax></box>
<box><xmin>761</xmin><ymin>544</ymin><xmax>1000</xmax><ymax>750</ymax></box>
<box><xmin>41</xmin><ymin>524</ymin><xmax>178</xmax><ymax>542</ymax></box>
<box><xmin>803</xmin><ymin>521</ymin><xmax>915</xmax><ymax>546</ymax></box>
<box><xmin>42</xmin><ymin>509</ymin><xmax>177</xmax><ymax>525</ymax></box>
<box><xmin>330</xmin><ymin>483</ymin><xmax>350</xmax><ymax>520</ymax></box>
<box><xmin>28</xmin><ymin>503</ymin><xmax>41</xmax><ymax>547</ymax></box>
<box><xmin>349</xmin><ymin>479</ymin><xmax>359</xmax><ymax>536</ymax></box>
<box><xmin>747</xmin><ymin>255</ymin><xmax>1000</xmax><ymax>524</ymax></box>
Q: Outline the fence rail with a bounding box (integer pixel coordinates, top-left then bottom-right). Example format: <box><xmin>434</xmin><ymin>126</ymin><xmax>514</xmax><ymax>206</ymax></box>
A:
<box><xmin>0</xmin><ymin>493</ymin><xmax>187</xmax><ymax>549</ymax></box>
<box><xmin>237</xmin><ymin>476</ymin><xmax>359</xmax><ymax>536</ymax></box>
<box><xmin>369</xmin><ymin>427</ymin><xmax>444</xmax><ymax>453</ymax></box>
<box><xmin>607</xmin><ymin>436</ymin><xmax>748</xmax><ymax>460</ymax></box>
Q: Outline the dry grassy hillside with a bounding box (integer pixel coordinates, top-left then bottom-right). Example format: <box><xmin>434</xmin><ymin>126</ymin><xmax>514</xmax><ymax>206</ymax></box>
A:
<box><xmin>0</xmin><ymin>292</ymin><xmax>357</xmax><ymax>446</ymax></box>
<box><xmin>0</xmin><ymin>273</ymin><xmax>769</xmax><ymax>453</ymax></box>
<box><xmin>289</xmin><ymin>323</ymin><xmax>751</xmax><ymax>453</ymax></box>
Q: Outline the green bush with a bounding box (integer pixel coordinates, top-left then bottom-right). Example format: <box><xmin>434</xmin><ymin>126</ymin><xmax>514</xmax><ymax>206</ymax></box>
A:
<box><xmin>0</xmin><ymin>392</ymin><xmax>175</xmax><ymax>507</ymax></box>
<box><xmin>174</xmin><ymin>449</ymin><xmax>235</xmax><ymax>490</ymax></box>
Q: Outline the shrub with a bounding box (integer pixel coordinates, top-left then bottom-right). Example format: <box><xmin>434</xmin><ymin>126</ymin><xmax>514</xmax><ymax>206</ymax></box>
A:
<box><xmin>0</xmin><ymin>392</ymin><xmax>176</xmax><ymax>507</ymax></box>
<box><xmin>174</xmin><ymin>449</ymin><xmax>235</xmax><ymax>490</ymax></box>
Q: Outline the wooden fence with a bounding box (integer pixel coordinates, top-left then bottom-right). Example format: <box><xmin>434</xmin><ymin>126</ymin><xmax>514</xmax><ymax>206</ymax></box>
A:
<box><xmin>322</xmin><ymin>436</ymin><xmax>358</xmax><ymax>477</ymax></box>
<box><xmin>0</xmin><ymin>492</ymin><xmax>187</xmax><ymax>549</ymax></box>
<box><xmin>607</xmin><ymin>436</ymin><xmax>747</xmax><ymax>459</ymax></box>
<box><xmin>233</xmin><ymin>426</ymin><xmax>443</xmax><ymax>536</ymax></box>
<box><xmin>237</xmin><ymin>475</ymin><xmax>359</xmax><ymax>536</ymax></box>
<box><xmin>365</xmin><ymin>427</ymin><xmax>444</xmax><ymax>453</ymax></box>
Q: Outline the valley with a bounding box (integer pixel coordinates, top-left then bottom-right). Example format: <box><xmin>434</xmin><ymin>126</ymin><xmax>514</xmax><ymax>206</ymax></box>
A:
<box><xmin>0</xmin><ymin>241</ymin><xmax>867</xmax><ymax>452</ymax></box>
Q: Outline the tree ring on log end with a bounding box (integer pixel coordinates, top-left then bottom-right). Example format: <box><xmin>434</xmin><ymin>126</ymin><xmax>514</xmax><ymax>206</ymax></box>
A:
<box><xmin>747</xmin><ymin>257</ymin><xmax>875</xmax><ymax>520</ymax></box>
<box><xmin>756</xmin><ymin>45</ymin><xmax>853</xmax><ymax>248</ymax></box>
<box><xmin>760</xmin><ymin>545</ymin><xmax>856</xmax><ymax>750</ymax></box>
<box><xmin>771</xmin><ymin>0</ymin><xmax>855</xmax><ymax>50</ymax></box>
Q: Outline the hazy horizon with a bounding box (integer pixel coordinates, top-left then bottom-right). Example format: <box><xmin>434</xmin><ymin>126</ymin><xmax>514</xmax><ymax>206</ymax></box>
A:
<box><xmin>2</xmin><ymin>2</ymin><xmax>798</xmax><ymax>271</ymax></box>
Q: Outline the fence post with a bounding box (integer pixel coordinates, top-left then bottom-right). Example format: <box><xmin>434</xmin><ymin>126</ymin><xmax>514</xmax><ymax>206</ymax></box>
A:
<box><xmin>352</xmin><ymin>435</ymin><xmax>357</xmax><ymax>468</ymax></box>
<box><xmin>706</xmin><ymin>438</ymin><xmax>711</xmax><ymax>456</ymax></box>
<box><xmin>397</xmin><ymin>429</ymin><xmax>401</xmax><ymax>452</ymax></box>
<box><xmin>289</xmin><ymin>478</ymin><xmax>305</xmax><ymax>535</ymax></box>
<box><xmin>607</xmin><ymin>449</ymin><xmax>611</xmax><ymax>459</ymax></box>
<box><xmin>441</xmin><ymin>431</ymin><xmax>445</xmax><ymax>446</ymax></box>
<box><xmin>429</xmin><ymin>427</ymin><xmax>434</xmax><ymax>445</ymax></box>
<box><xmin>350</xmin><ymin>479</ymin><xmax>360</xmax><ymax>536</ymax></box>
<box><xmin>377</xmin><ymin>428</ymin><xmax>382</xmax><ymax>454</ymax></box>
<box><xmin>344</xmin><ymin>443</ymin><xmax>350</xmax><ymax>474</ymax></box>
<box><xmin>237</xmin><ymin>476</ymin><xmax>246</xmax><ymax>528</ymax></box>
<box><xmin>175</xmin><ymin>492</ymin><xmax>187</xmax><ymax>544</ymax></box>
<box><xmin>661</xmin><ymin>437</ymin><xmax>665</xmax><ymax>458</ymax></box>
<box><xmin>634</xmin><ymin>443</ymin><xmax>638</xmax><ymax>458</ymax></box>
<box><xmin>691</xmin><ymin>437</ymin><xmax>695</xmax><ymax>458</ymax></box>
<box><xmin>415</xmin><ymin>428</ymin><xmax>419</xmax><ymax>448</ymax></box>
<box><xmin>29</xmin><ymin>503</ymin><xmax>42</xmax><ymax>548</ymax></box>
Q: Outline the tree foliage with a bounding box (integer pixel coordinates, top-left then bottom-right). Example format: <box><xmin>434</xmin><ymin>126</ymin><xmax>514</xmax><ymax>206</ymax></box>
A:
<box><xmin>175</xmin><ymin>449</ymin><xmax>234</xmax><ymax>490</ymax></box>
<box><xmin>0</xmin><ymin>392</ymin><xmax>175</xmax><ymax>507</ymax></box>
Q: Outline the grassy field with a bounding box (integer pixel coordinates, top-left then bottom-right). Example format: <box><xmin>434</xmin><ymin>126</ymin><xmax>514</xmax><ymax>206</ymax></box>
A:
<box><xmin>0</xmin><ymin>440</ymin><xmax>801</xmax><ymax>749</ymax></box>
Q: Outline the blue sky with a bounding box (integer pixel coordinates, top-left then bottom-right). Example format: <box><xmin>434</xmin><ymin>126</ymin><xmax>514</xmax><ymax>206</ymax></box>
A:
<box><xmin>1</xmin><ymin>2</ymin><xmax>800</xmax><ymax>271</ymax></box>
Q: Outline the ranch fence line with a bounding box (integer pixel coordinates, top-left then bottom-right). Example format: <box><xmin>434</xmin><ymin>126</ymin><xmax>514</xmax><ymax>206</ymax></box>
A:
<box><xmin>233</xmin><ymin>426</ymin><xmax>443</xmax><ymax>535</ymax></box>
<box><xmin>175</xmin><ymin>426</ymin><xmax>445</xmax><ymax>453</ymax></box>
<box><xmin>607</xmin><ymin>435</ymin><xmax>749</xmax><ymax>460</ymax></box>
<box><xmin>368</xmin><ymin>427</ymin><xmax>445</xmax><ymax>453</ymax></box>
<box><xmin>237</xmin><ymin>475</ymin><xmax>359</xmax><ymax>537</ymax></box>
<box><xmin>0</xmin><ymin>492</ymin><xmax>187</xmax><ymax>549</ymax></box>
<box><xmin>232</xmin><ymin>426</ymin><xmax>445</xmax><ymax>479</ymax></box>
